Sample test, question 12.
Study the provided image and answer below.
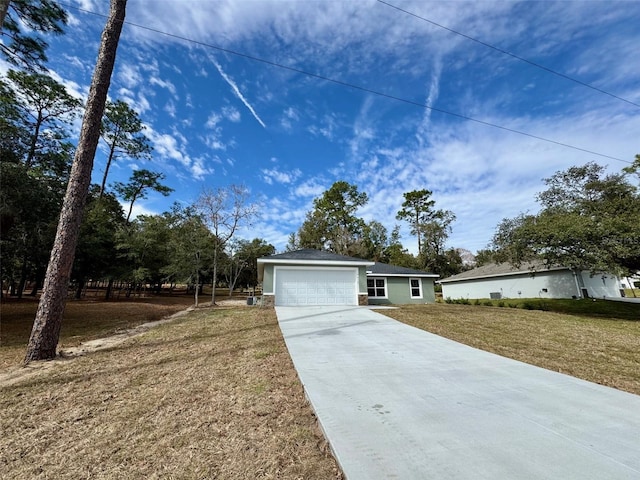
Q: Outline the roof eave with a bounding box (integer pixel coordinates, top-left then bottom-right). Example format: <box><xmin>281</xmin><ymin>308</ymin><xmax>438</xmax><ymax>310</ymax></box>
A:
<box><xmin>367</xmin><ymin>272</ymin><xmax>439</xmax><ymax>278</ymax></box>
<box><xmin>440</xmin><ymin>265</ymin><xmax>569</xmax><ymax>283</ymax></box>
<box><xmin>257</xmin><ymin>258</ymin><xmax>374</xmax><ymax>267</ymax></box>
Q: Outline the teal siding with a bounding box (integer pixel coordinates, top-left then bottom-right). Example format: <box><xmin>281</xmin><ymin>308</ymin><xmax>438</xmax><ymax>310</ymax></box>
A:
<box><xmin>357</xmin><ymin>266</ymin><xmax>368</xmax><ymax>293</ymax></box>
<box><xmin>369</xmin><ymin>277</ymin><xmax>436</xmax><ymax>305</ymax></box>
<box><xmin>263</xmin><ymin>265</ymin><xmax>274</xmax><ymax>293</ymax></box>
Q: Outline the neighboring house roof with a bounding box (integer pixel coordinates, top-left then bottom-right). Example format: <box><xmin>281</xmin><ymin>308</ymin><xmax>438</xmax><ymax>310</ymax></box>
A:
<box><xmin>257</xmin><ymin>249</ymin><xmax>374</xmax><ymax>281</ymax></box>
<box><xmin>440</xmin><ymin>261</ymin><xmax>567</xmax><ymax>284</ymax></box>
<box><xmin>368</xmin><ymin>262</ymin><xmax>438</xmax><ymax>278</ymax></box>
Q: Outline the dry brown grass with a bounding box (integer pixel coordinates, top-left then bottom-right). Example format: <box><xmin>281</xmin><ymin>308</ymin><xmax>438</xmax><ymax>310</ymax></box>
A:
<box><xmin>0</xmin><ymin>295</ymin><xmax>195</xmax><ymax>368</ymax></box>
<box><xmin>0</xmin><ymin>306</ymin><xmax>342</xmax><ymax>479</ymax></box>
<box><xmin>383</xmin><ymin>303</ymin><xmax>640</xmax><ymax>395</ymax></box>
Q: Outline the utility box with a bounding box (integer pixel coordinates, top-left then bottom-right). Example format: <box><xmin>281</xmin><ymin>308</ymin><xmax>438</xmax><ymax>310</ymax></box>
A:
<box><xmin>489</xmin><ymin>292</ymin><xmax>502</xmax><ymax>300</ymax></box>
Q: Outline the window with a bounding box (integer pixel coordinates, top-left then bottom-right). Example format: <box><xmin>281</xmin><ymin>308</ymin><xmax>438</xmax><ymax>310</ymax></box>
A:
<box><xmin>409</xmin><ymin>278</ymin><xmax>422</xmax><ymax>299</ymax></box>
<box><xmin>367</xmin><ymin>277</ymin><xmax>386</xmax><ymax>298</ymax></box>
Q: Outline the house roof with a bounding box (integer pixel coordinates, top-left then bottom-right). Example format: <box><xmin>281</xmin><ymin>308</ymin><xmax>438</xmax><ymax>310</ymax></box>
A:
<box><xmin>439</xmin><ymin>261</ymin><xmax>567</xmax><ymax>283</ymax></box>
<box><xmin>368</xmin><ymin>262</ymin><xmax>438</xmax><ymax>278</ymax></box>
<box><xmin>259</xmin><ymin>248</ymin><xmax>373</xmax><ymax>263</ymax></box>
<box><xmin>257</xmin><ymin>249</ymin><xmax>374</xmax><ymax>281</ymax></box>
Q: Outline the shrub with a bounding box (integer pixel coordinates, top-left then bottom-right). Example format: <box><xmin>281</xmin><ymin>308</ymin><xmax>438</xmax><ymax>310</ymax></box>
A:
<box><xmin>444</xmin><ymin>297</ymin><xmax>453</xmax><ymax>304</ymax></box>
<box><xmin>497</xmin><ymin>301</ymin><xmax>505</xmax><ymax>307</ymax></box>
<box><xmin>483</xmin><ymin>300</ymin><xmax>493</xmax><ymax>307</ymax></box>
<box><xmin>473</xmin><ymin>299</ymin><xmax>481</xmax><ymax>306</ymax></box>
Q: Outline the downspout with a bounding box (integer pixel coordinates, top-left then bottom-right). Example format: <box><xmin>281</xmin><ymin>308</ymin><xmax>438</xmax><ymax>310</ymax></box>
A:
<box><xmin>572</xmin><ymin>269</ymin><xmax>583</xmax><ymax>298</ymax></box>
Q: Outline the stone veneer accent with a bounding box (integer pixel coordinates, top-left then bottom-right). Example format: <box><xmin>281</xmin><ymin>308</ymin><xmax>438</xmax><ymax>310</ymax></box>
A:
<box><xmin>262</xmin><ymin>295</ymin><xmax>367</xmax><ymax>306</ymax></box>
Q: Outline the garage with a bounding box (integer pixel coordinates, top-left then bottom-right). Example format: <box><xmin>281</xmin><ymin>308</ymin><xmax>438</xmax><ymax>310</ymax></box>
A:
<box><xmin>257</xmin><ymin>249</ymin><xmax>373</xmax><ymax>307</ymax></box>
<box><xmin>275</xmin><ymin>267</ymin><xmax>357</xmax><ymax>306</ymax></box>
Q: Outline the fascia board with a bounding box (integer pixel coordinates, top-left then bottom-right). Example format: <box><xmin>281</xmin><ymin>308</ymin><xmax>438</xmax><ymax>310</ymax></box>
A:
<box><xmin>257</xmin><ymin>258</ymin><xmax>374</xmax><ymax>267</ymax></box>
<box><xmin>439</xmin><ymin>266</ymin><xmax>569</xmax><ymax>283</ymax></box>
<box><xmin>367</xmin><ymin>272</ymin><xmax>439</xmax><ymax>278</ymax></box>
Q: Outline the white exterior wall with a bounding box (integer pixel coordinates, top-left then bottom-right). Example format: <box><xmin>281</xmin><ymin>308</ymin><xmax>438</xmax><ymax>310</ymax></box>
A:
<box><xmin>580</xmin><ymin>272</ymin><xmax>623</xmax><ymax>298</ymax></box>
<box><xmin>442</xmin><ymin>269</ymin><xmax>623</xmax><ymax>300</ymax></box>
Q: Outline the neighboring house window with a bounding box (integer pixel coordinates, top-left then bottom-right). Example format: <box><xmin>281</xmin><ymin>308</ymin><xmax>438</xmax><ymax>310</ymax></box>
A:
<box><xmin>367</xmin><ymin>277</ymin><xmax>386</xmax><ymax>298</ymax></box>
<box><xmin>409</xmin><ymin>278</ymin><xmax>422</xmax><ymax>298</ymax></box>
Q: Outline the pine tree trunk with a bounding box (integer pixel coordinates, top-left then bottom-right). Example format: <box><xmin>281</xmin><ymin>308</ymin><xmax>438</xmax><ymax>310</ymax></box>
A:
<box><xmin>24</xmin><ymin>0</ymin><xmax>127</xmax><ymax>363</ymax></box>
<box><xmin>105</xmin><ymin>277</ymin><xmax>114</xmax><ymax>299</ymax></box>
<box><xmin>0</xmin><ymin>0</ymin><xmax>9</xmax><ymax>30</ymax></box>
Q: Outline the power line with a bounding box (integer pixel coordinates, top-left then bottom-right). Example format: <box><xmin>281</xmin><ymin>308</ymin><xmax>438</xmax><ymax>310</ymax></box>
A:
<box><xmin>377</xmin><ymin>0</ymin><xmax>640</xmax><ymax>109</ymax></box>
<box><xmin>60</xmin><ymin>3</ymin><xmax>633</xmax><ymax>165</ymax></box>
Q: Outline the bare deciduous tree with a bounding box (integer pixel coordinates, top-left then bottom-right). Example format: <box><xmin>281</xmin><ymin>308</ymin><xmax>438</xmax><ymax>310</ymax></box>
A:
<box><xmin>196</xmin><ymin>185</ymin><xmax>256</xmax><ymax>306</ymax></box>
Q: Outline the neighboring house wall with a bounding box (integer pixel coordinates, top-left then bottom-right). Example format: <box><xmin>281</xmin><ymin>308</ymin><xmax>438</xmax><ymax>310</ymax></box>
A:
<box><xmin>368</xmin><ymin>277</ymin><xmax>437</xmax><ymax>305</ymax></box>
<box><xmin>442</xmin><ymin>270</ymin><xmax>579</xmax><ymax>300</ymax></box>
<box><xmin>580</xmin><ymin>272</ymin><xmax>623</xmax><ymax>298</ymax></box>
<box><xmin>442</xmin><ymin>269</ymin><xmax>623</xmax><ymax>300</ymax></box>
<box><xmin>620</xmin><ymin>276</ymin><xmax>639</xmax><ymax>290</ymax></box>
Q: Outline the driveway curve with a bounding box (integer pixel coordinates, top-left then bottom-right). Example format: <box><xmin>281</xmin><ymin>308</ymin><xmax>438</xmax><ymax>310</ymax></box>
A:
<box><xmin>275</xmin><ymin>306</ymin><xmax>640</xmax><ymax>480</ymax></box>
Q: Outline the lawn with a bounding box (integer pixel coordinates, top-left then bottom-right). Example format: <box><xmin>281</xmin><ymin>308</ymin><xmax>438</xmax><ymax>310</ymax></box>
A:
<box><xmin>0</xmin><ymin>303</ymin><xmax>342</xmax><ymax>479</ymax></box>
<box><xmin>382</xmin><ymin>302</ymin><xmax>640</xmax><ymax>395</ymax></box>
<box><xmin>2</xmin><ymin>296</ymin><xmax>638</xmax><ymax>478</ymax></box>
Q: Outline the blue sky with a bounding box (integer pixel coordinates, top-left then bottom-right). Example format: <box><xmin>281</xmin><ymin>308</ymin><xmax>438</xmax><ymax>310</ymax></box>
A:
<box><xmin>6</xmin><ymin>0</ymin><xmax>640</xmax><ymax>254</ymax></box>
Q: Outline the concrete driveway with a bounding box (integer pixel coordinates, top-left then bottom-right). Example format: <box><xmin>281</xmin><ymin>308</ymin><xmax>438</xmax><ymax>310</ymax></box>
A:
<box><xmin>275</xmin><ymin>305</ymin><xmax>640</xmax><ymax>479</ymax></box>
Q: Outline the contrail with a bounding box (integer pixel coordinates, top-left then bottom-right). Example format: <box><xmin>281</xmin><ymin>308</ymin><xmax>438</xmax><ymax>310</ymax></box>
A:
<box><xmin>211</xmin><ymin>57</ymin><xmax>266</xmax><ymax>128</ymax></box>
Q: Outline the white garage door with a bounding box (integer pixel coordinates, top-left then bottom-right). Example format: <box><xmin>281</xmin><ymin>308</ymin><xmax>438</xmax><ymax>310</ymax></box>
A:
<box><xmin>275</xmin><ymin>268</ymin><xmax>357</xmax><ymax>306</ymax></box>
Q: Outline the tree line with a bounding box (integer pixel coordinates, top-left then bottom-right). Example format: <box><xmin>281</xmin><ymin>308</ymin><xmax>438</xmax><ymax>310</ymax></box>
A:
<box><xmin>479</xmin><ymin>158</ymin><xmax>640</xmax><ymax>277</ymax></box>
<box><xmin>289</xmin><ymin>181</ymin><xmax>463</xmax><ymax>278</ymax></box>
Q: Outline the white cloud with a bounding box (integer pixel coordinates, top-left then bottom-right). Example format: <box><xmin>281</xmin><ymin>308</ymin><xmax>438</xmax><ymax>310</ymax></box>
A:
<box><xmin>206</xmin><ymin>112</ymin><xmax>222</xmax><ymax>129</ymax></box>
<box><xmin>222</xmin><ymin>105</ymin><xmax>241</xmax><ymax>122</ymax></box>
<box><xmin>190</xmin><ymin>156</ymin><xmax>215</xmax><ymax>180</ymax></box>
<box><xmin>120</xmin><ymin>199</ymin><xmax>160</xmax><ymax>222</ymax></box>
<box><xmin>147</xmin><ymin>128</ymin><xmax>190</xmax><ymax>167</ymax></box>
<box><xmin>280</xmin><ymin>106</ymin><xmax>300</xmax><ymax>131</ymax></box>
<box><xmin>261</xmin><ymin>167</ymin><xmax>302</xmax><ymax>185</ymax></box>
<box><xmin>293</xmin><ymin>179</ymin><xmax>327</xmax><ymax>198</ymax></box>
<box><xmin>149</xmin><ymin>75</ymin><xmax>177</xmax><ymax>96</ymax></box>
<box><xmin>118</xmin><ymin>63</ymin><xmax>142</xmax><ymax>89</ymax></box>
<box><xmin>164</xmin><ymin>100</ymin><xmax>177</xmax><ymax>118</ymax></box>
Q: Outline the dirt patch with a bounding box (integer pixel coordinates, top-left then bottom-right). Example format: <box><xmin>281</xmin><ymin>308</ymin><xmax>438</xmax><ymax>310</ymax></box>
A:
<box><xmin>0</xmin><ymin>296</ymin><xmax>252</xmax><ymax>385</ymax></box>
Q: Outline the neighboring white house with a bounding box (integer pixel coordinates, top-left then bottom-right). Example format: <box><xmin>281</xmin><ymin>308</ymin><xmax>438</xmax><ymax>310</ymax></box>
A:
<box><xmin>621</xmin><ymin>275</ymin><xmax>639</xmax><ymax>291</ymax></box>
<box><xmin>440</xmin><ymin>262</ymin><xmax>624</xmax><ymax>300</ymax></box>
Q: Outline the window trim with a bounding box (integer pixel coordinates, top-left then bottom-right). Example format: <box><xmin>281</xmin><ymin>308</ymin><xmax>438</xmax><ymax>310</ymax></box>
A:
<box><xmin>367</xmin><ymin>277</ymin><xmax>388</xmax><ymax>299</ymax></box>
<box><xmin>409</xmin><ymin>277</ymin><xmax>423</xmax><ymax>299</ymax></box>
